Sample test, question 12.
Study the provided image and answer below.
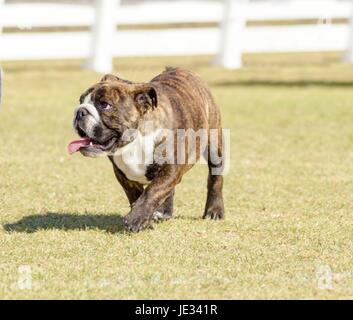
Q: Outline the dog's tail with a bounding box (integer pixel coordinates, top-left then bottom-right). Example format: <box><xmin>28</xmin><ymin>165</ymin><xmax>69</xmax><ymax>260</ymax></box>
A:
<box><xmin>165</xmin><ymin>66</ymin><xmax>177</xmax><ymax>72</ymax></box>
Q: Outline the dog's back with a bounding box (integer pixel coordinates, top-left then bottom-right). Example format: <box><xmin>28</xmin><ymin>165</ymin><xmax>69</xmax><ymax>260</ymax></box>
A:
<box><xmin>150</xmin><ymin>67</ymin><xmax>221</xmax><ymax>131</ymax></box>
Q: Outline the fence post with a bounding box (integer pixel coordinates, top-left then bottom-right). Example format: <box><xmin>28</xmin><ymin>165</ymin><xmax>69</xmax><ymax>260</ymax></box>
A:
<box><xmin>343</xmin><ymin>2</ymin><xmax>353</xmax><ymax>63</ymax></box>
<box><xmin>216</xmin><ymin>0</ymin><xmax>246</xmax><ymax>69</ymax></box>
<box><xmin>85</xmin><ymin>0</ymin><xmax>119</xmax><ymax>73</ymax></box>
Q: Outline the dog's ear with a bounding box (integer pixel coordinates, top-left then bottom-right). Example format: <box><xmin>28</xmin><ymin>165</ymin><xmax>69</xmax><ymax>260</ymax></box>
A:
<box><xmin>100</xmin><ymin>74</ymin><xmax>120</xmax><ymax>82</ymax></box>
<box><xmin>133</xmin><ymin>85</ymin><xmax>158</xmax><ymax>114</ymax></box>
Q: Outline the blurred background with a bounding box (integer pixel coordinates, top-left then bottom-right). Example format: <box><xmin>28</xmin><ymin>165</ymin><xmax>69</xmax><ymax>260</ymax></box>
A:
<box><xmin>1</xmin><ymin>0</ymin><xmax>353</xmax><ymax>71</ymax></box>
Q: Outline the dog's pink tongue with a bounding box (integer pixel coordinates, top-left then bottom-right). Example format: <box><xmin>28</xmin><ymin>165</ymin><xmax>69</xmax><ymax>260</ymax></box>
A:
<box><xmin>67</xmin><ymin>137</ymin><xmax>91</xmax><ymax>154</ymax></box>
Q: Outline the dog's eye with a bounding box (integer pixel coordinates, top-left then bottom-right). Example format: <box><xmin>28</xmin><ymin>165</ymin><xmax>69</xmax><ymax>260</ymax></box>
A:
<box><xmin>100</xmin><ymin>101</ymin><xmax>112</xmax><ymax>111</ymax></box>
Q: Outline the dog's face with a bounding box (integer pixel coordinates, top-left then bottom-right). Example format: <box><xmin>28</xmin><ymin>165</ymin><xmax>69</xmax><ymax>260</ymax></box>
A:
<box><xmin>69</xmin><ymin>74</ymin><xmax>158</xmax><ymax>157</ymax></box>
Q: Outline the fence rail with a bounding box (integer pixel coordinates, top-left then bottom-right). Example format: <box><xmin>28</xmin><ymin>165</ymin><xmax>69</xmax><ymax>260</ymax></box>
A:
<box><xmin>1</xmin><ymin>0</ymin><xmax>352</xmax><ymax>28</ymax></box>
<box><xmin>0</xmin><ymin>0</ymin><xmax>352</xmax><ymax>70</ymax></box>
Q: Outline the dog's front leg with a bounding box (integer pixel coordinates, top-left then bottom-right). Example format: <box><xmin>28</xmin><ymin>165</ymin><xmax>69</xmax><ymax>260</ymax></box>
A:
<box><xmin>123</xmin><ymin>165</ymin><xmax>184</xmax><ymax>232</ymax></box>
<box><xmin>109</xmin><ymin>158</ymin><xmax>144</xmax><ymax>207</ymax></box>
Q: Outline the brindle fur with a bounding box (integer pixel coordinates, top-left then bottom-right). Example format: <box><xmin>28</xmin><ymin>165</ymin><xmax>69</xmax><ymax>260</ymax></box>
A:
<box><xmin>78</xmin><ymin>68</ymin><xmax>224</xmax><ymax>232</ymax></box>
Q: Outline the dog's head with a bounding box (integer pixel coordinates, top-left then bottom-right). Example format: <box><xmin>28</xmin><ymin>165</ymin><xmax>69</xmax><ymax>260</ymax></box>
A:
<box><xmin>68</xmin><ymin>74</ymin><xmax>158</xmax><ymax>157</ymax></box>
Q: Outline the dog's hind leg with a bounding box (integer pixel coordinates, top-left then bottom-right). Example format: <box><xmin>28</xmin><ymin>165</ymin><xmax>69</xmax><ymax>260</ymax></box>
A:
<box><xmin>203</xmin><ymin>128</ymin><xmax>224</xmax><ymax>220</ymax></box>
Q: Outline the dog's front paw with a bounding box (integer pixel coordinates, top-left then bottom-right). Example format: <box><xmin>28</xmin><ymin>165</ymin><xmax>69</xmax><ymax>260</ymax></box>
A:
<box><xmin>123</xmin><ymin>213</ymin><xmax>152</xmax><ymax>232</ymax></box>
<box><xmin>152</xmin><ymin>211</ymin><xmax>172</xmax><ymax>221</ymax></box>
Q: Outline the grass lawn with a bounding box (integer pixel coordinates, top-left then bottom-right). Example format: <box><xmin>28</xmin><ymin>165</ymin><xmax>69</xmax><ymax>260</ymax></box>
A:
<box><xmin>1</xmin><ymin>52</ymin><xmax>353</xmax><ymax>299</ymax></box>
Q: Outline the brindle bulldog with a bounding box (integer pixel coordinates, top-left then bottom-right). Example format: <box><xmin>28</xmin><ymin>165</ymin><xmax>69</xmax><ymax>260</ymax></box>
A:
<box><xmin>68</xmin><ymin>68</ymin><xmax>224</xmax><ymax>232</ymax></box>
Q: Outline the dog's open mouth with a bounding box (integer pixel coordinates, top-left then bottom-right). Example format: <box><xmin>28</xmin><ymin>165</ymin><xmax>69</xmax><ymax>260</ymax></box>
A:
<box><xmin>67</xmin><ymin>135</ymin><xmax>117</xmax><ymax>155</ymax></box>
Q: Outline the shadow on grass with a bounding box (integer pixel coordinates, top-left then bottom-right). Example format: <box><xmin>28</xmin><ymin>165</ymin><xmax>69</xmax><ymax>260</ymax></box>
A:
<box><xmin>211</xmin><ymin>80</ymin><xmax>353</xmax><ymax>87</ymax></box>
<box><xmin>174</xmin><ymin>215</ymin><xmax>201</xmax><ymax>221</ymax></box>
<box><xmin>3</xmin><ymin>212</ymin><xmax>125</xmax><ymax>234</ymax></box>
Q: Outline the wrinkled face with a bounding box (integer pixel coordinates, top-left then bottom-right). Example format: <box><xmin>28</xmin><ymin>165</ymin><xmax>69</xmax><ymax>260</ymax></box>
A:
<box><xmin>69</xmin><ymin>74</ymin><xmax>157</xmax><ymax>157</ymax></box>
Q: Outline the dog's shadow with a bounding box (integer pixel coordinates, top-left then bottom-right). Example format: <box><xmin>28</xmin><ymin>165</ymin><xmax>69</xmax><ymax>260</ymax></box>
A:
<box><xmin>3</xmin><ymin>212</ymin><xmax>125</xmax><ymax>234</ymax></box>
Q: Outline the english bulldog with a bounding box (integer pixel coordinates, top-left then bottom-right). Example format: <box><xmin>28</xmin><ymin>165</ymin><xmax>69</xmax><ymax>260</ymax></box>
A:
<box><xmin>68</xmin><ymin>68</ymin><xmax>225</xmax><ymax>232</ymax></box>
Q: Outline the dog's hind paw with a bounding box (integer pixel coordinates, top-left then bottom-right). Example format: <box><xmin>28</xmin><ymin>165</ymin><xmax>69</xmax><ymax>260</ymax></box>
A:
<box><xmin>203</xmin><ymin>205</ymin><xmax>224</xmax><ymax>220</ymax></box>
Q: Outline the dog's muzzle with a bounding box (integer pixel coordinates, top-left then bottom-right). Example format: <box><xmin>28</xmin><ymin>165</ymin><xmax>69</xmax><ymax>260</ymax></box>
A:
<box><xmin>68</xmin><ymin>105</ymin><xmax>118</xmax><ymax>157</ymax></box>
<box><xmin>76</xmin><ymin>107</ymin><xmax>89</xmax><ymax>122</ymax></box>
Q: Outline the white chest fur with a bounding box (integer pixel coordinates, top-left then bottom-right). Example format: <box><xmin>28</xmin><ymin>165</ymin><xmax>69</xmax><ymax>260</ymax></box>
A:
<box><xmin>112</xmin><ymin>131</ymin><xmax>157</xmax><ymax>185</ymax></box>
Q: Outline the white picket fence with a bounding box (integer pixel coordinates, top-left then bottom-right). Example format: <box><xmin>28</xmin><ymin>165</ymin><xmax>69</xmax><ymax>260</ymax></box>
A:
<box><xmin>0</xmin><ymin>0</ymin><xmax>353</xmax><ymax>71</ymax></box>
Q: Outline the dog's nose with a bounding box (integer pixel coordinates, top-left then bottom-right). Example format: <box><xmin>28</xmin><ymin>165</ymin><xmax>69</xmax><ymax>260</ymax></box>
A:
<box><xmin>76</xmin><ymin>107</ymin><xmax>88</xmax><ymax>120</ymax></box>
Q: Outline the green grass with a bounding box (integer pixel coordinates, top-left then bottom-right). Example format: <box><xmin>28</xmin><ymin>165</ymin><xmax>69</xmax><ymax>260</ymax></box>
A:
<box><xmin>1</xmin><ymin>52</ymin><xmax>353</xmax><ymax>299</ymax></box>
